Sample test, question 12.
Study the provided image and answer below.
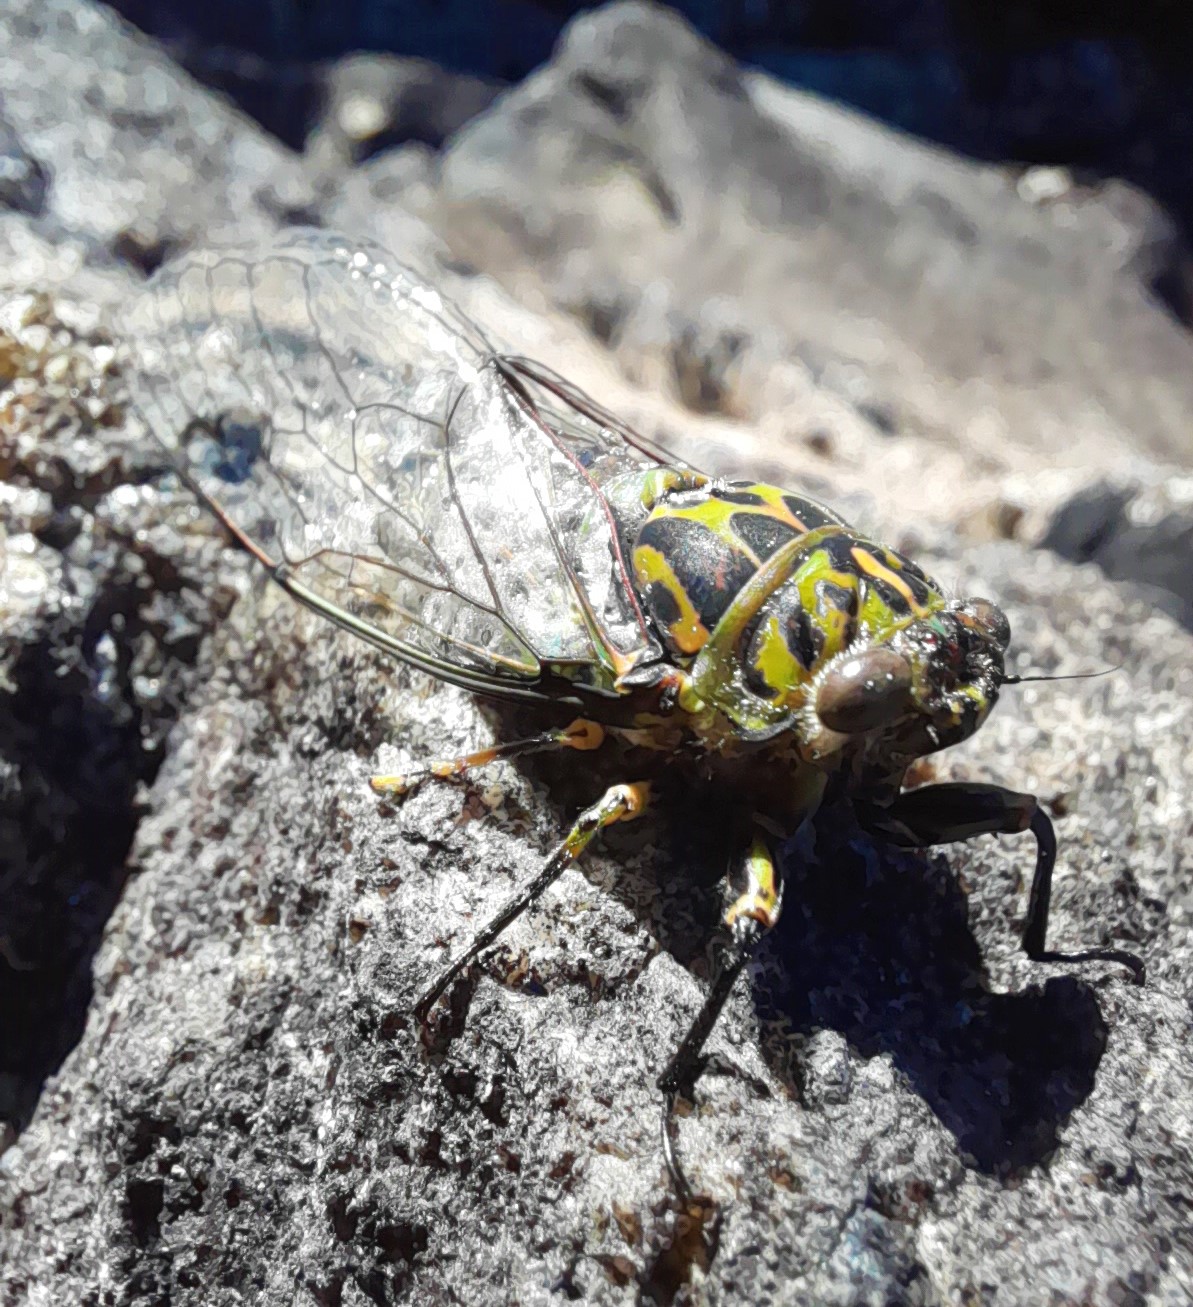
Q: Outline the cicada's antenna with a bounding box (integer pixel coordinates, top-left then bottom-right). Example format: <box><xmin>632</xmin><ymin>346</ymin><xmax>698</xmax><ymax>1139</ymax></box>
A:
<box><xmin>1003</xmin><ymin>664</ymin><xmax>1123</xmax><ymax>686</ymax></box>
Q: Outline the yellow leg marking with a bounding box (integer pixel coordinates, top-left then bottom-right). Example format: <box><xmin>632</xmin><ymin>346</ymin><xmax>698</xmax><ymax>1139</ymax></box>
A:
<box><xmin>562</xmin><ymin>781</ymin><xmax>652</xmax><ymax>857</ymax></box>
<box><xmin>414</xmin><ymin>779</ymin><xmax>653</xmax><ymax>1020</ymax></box>
<box><xmin>661</xmin><ymin>828</ymin><xmax>784</xmax><ymax>1205</ymax></box>
<box><xmin>724</xmin><ymin>834</ymin><xmax>782</xmax><ymax>930</ymax></box>
<box><xmin>561</xmin><ymin>718</ymin><xmax>606</xmax><ymax>751</ymax></box>
<box><xmin>369</xmin><ymin>719</ymin><xmax>607</xmax><ymax>798</ymax></box>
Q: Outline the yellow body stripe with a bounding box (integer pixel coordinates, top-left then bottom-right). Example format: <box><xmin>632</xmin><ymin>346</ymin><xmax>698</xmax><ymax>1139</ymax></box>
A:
<box><xmin>632</xmin><ymin>544</ymin><xmax>710</xmax><ymax>655</ymax></box>
<box><xmin>751</xmin><ymin>613</ymin><xmax>808</xmax><ymax>704</ymax></box>
<box><xmin>662</xmin><ymin>486</ymin><xmax>808</xmax><ymax>566</ymax></box>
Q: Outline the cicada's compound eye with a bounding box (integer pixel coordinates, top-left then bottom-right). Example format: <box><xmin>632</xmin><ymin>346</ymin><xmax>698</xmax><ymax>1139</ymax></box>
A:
<box><xmin>957</xmin><ymin>597</ymin><xmax>1011</xmax><ymax>651</ymax></box>
<box><xmin>815</xmin><ymin>647</ymin><xmax>913</xmax><ymax>735</ymax></box>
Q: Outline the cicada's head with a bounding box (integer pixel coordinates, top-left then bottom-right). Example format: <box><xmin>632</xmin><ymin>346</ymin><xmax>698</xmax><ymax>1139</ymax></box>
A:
<box><xmin>802</xmin><ymin>598</ymin><xmax>1010</xmax><ymax>766</ymax></box>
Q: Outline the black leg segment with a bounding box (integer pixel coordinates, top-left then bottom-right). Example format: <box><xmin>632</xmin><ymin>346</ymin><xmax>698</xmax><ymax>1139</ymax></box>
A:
<box><xmin>858</xmin><ymin>781</ymin><xmax>1143</xmax><ymax>984</ymax></box>
<box><xmin>659</xmin><ymin>834</ymin><xmax>784</xmax><ymax>1205</ymax></box>
<box><xmin>414</xmin><ymin>780</ymin><xmax>652</xmax><ymax>1022</ymax></box>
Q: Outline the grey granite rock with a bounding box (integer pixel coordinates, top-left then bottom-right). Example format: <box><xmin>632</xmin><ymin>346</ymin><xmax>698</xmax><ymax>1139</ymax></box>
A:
<box><xmin>422</xmin><ymin>2</ymin><xmax>1193</xmax><ymax>474</ymax></box>
<box><xmin>0</xmin><ymin>278</ymin><xmax>247</xmax><ymax>1151</ymax></box>
<box><xmin>0</xmin><ymin>0</ymin><xmax>311</xmax><ymax>266</ymax></box>
<box><xmin>1</xmin><ymin>3</ymin><xmax>1193</xmax><ymax>1305</ymax></box>
<box><xmin>1044</xmin><ymin>476</ymin><xmax>1193</xmax><ymax>634</ymax></box>
<box><xmin>304</xmin><ymin>54</ymin><xmax>502</xmax><ymax>192</ymax></box>
<box><xmin>3</xmin><ymin>472</ymin><xmax>1192</xmax><ymax>1303</ymax></box>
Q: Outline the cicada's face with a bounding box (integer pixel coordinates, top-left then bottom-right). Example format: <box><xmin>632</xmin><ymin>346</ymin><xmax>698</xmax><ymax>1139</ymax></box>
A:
<box><xmin>801</xmin><ymin>598</ymin><xmax>1011</xmax><ymax>766</ymax></box>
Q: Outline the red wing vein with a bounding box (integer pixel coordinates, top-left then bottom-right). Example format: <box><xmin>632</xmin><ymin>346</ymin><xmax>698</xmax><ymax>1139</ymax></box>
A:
<box><xmin>502</xmin><ymin>356</ymin><xmax>678</xmax><ymax>464</ymax></box>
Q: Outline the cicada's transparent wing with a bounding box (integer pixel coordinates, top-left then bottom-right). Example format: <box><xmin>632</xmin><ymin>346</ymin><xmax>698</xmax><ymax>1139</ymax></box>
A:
<box><xmin>499</xmin><ymin>355</ymin><xmax>683</xmax><ymax>468</ymax></box>
<box><xmin>123</xmin><ymin>229</ymin><xmax>667</xmax><ymax>700</ymax></box>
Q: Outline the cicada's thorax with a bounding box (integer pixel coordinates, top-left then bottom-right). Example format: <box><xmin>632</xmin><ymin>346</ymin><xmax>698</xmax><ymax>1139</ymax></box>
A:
<box><xmin>614</xmin><ymin>471</ymin><xmax>955</xmax><ymax>757</ymax></box>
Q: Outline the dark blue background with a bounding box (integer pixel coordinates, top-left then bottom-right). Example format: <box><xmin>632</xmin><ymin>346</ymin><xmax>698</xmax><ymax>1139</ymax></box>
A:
<box><xmin>114</xmin><ymin>1</ymin><xmax>1193</xmax><ymax>233</ymax></box>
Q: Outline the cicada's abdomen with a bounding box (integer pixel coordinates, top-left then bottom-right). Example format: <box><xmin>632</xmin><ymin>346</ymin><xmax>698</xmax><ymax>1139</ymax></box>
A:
<box><xmin>629</xmin><ymin>480</ymin><xmax>849</xmax><ymax>659</ymax></box>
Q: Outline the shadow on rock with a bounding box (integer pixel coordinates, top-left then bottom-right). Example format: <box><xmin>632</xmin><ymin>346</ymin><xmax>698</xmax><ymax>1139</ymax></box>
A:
<box><xmin>380</xmin><ymin>707</ymin><xmax>1108</xmax><ymax>1180</ymax></box>
<box><xmin>756</xmin><ymin>802</ymin><xmax>1108</xmax><ymax>1177</ymax></box>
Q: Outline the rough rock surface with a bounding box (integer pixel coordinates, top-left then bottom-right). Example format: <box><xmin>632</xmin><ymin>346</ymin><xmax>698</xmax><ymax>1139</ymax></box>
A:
<box><xmin>1</xmin><ymin>3</ymin><xmax>1193</xmax><ymax>1305</ymax></box>
<box><xmin>0</xmin><ymin>0</ymin><xmax>314</xmax><ymax>267</ymax></box>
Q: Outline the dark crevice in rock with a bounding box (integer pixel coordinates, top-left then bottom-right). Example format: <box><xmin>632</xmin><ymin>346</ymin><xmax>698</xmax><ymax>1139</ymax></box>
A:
<box><xmin>0</xmin><ymin>318</ymin><xmax>241</xmax><ymax>1145</ymax></box>
<box><xmin>0</xmin><ymin>574</ymin><xmax>223</xmax><ymax>1141</ymax></box>
<box><xmin>124</xmin><ymin>1176</ymin><xmax>165</xmax><ymax>1247</ymax></box>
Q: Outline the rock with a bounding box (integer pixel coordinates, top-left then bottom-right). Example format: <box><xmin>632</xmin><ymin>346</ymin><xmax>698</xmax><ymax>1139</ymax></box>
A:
<box><xmin>304</xmin><ymin>54</ymin><xmax>502</xmax><ymax>191</ymax></box>
<box><xmin>3</xmin><ymin>472</ymin><xmax>1192</xmax><ymax>1302</ymax></box>
<box><xmin>0</xmin><ymin>0</ymin><xmax>313</xmax><ymax>267</ymax></box>
<box><xmin>0</xmin><ymin>277</ymin><xmax>245</xmax><ymax>1151</ymax></box>
<box><xmin>420</xmin><ymin>1</ymin><xmax>1193</xmax><ymax>474</ymax></box>
<box><xmin>2</xmin><ymin>2</ymin><xmax>1193</xmax><ymax>1304</ymax></box>
<box><xmin>1044</xmin><ymin>476</ymin><xmax>1193</xmax><ymax>632</ymax></box>
<box><xmin>0</xmin><ymin>119</ymin><xmax>48</xmax><ymax>218</ymax></box>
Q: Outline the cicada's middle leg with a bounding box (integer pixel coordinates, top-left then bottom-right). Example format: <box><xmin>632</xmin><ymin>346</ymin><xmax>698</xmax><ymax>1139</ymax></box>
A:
<box><xmin>659</xmin><ymin>832</ymin><xmax>785</xmax><ymax>1207</ymax></box>
<box><xmin>370</xmin><ymin>717</ymin><xmax>606</xmax><ymax>797</ymax></box>
<box><xmin>413</xmin><ymin>779</ymin><xmax>653</xmax><ymax>1023</ymax></box>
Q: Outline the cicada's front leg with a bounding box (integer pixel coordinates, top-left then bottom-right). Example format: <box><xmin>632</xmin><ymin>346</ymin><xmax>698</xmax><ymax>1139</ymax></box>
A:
<box><xmin>414</xmin><ymin>780</ymin><xmax>653</xmax><ymax>1023</ymax></box>
<box><xmin>857</xmin><ymin>782</ymin><xmax>1144</xmax><ymax>983</ymax></box>
<box><xmin>659</xmin><ymin>832</ymin><xmax>784</xmax><ymax>1206</ymax></box>
<box><xmin>370</xmin><ymin>717</ymin><xmax>605</xmax><ymax>797</ymax></box>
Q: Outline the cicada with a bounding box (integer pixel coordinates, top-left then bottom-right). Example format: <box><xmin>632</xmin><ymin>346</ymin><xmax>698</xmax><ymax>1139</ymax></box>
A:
<box><xmin>124</xmin><ymin>228</ymin><xmax>1141</xmax><ymax>1202</ymax></box>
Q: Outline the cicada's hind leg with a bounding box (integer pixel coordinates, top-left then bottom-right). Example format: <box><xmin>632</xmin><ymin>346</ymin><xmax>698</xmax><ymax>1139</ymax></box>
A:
<box><xmin>857</xmin><ymin>781</ymin><xmax>1144</xmax><ymax>983</ymax></box>
<box><xmin>414</xmin><ymin>780</ymin><xmax>653</xmax><ymax>1023</ymax></box>
<box><xmin>659</xmin><ymin>833</ymin><xmax>784</xmax><ymax>1207</ymax></box>
<box><xmin>370</xmin><ymin>718</ymin><xmax>605</xmax><ymax>798</ymax></box>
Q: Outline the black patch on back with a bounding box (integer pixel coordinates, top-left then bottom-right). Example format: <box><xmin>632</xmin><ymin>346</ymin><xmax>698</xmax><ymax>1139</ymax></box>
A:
<box><xmin>882</xmin><ymin>549</ymin><xmax>936</xmax><ymax>605</ymax></box>
<box><xmin>744</xmin><ymin>584</ymin><xmax>829</xmax><ymax>697</ymax></box>
<box><xmin>643</xmin><ymin>580</ymin><xmax>682</xmax><ymax>629</ymax></box>
<box><xmin>818</xmin><ymin>531</ymin><xmax>860</xmax><ymax>575</ymax></box>
<box><xmin>636</xmin><ymin>516</ymin><xmax>757</xmax><ymax>635</ymax></box>
<box><xmin>785</xmin><ymin>605</ymin><xmax>825</xmax><ymax>670</ymax></box>
<box><xmin>857</xmin><ymin>553</ymin><xmax>935</xmax><ymax>617</ymax></box>
<box><xmin>731</xmin><ymin>512</ymin><xmax>798</xmax><ymax>561</ymax></box>
<box><xmin>712</xmin><ymin>484</ymin><xmax>766</xmax><ymax>506</ymax></box>
<box><xmin>816</xmin><ymin>579</ymin><xmax>858</xmax><ymax>619</ymax></box>
<box><xmin>783</xmin><ymin>494</ymin><xmax>845</xmax><ymax>533</ymax></box>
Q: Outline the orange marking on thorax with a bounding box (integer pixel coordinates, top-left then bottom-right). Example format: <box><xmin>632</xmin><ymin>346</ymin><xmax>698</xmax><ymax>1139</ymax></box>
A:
<box><xmin>850</xmin><ymin>546</ymin><xmax>928</xmax><ymax>616</ymax></box>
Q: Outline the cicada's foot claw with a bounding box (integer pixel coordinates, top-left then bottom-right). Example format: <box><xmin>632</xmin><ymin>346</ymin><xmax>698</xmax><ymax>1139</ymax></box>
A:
<box><xmin>410</xmin><ymin>966</ymin><xmax>477</xmax><ymax>1053</ymax></box>
<box><xmin>698</xmin><ymin>1049</ymin><xmax>772</xmax><ymax>1100</ymax></box>
<box><xmin>656</xmin><ymin>1179</ymin><xmax>721</xmax><ymax>1274</ymax></box>
<box><xmin>660</xmin><ymin>1087</ymin><xmax>704</xmax><ymax>1214</ymax></box>
<box><xmin>369</xmin><ymin>771</ymin><xmax>423</xmax><ymax>800</ymax></box>
<box><xmin>1032</xmin><ymin>945</ymin><xmax>1146</xmax><ymax>987</ymax></box>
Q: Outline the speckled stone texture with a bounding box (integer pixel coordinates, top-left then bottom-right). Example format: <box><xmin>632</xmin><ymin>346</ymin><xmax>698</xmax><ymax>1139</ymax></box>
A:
<box><xmin>1</xmin><ymin>3</ymin><xmax>1192</xmax><ymax>1305</ymax></box>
